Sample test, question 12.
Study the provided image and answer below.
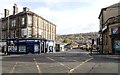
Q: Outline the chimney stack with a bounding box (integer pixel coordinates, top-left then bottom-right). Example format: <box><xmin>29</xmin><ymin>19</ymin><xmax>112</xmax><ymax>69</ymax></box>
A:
<box><xmin>23</xmin><ymin>7</ymin><xmax>29</xmax><ymax>12</ymax></box>
<box><xmin>13</xmin><ymin>3</ymin><xmax>18</xmax><ymax>15</ymax></box>
<box><xmin>4</xmin><ymin>9</ymin><xmax>9</xmax><ymax>17</ymax></box>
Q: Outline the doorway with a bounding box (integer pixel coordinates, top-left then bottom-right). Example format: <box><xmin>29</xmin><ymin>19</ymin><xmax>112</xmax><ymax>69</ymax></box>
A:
<box><xmin>27</xmin><ymin>45</ymin><xmax>34</xmax><ymax>53</ymax></box>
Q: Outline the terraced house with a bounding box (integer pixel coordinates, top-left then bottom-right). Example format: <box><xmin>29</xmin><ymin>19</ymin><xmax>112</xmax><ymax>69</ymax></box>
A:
<box><xmin>2</xmin><ymin>4</ymin><xmax>56</xmax><ymax>54</ymax></box>
<box><xmin>98</xmin><ymin>2</ymin><xmax>120</xmax><ymax>54</ymax></box>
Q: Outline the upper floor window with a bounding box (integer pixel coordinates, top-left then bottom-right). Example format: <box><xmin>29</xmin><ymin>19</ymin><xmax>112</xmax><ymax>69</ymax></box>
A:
<box><xmin>2</xmin><ymin>31</ymin><xmax>6</xmax><ymax>39</ymax></box>
<box><xmin>22</xmin><ymin>17</ymin><xmax>25</xmax><ymax>25</ymax></box>
<box><xmin>21</xmin><ymin>28</ymin><xmax>27</xmax><ymax>37</ymax></box>
<box><xmin>2</xmin><ymin>22</ymin><xmax>6</xmax><ymax>29</ymax></box>
<box><xmin>12</xmin><ymin>20</ymin><xmax>16</xmax><ymax>27</ymax></box>
<box><xmin>35</xmin><ymin>16</ymin><xmax>38</xmax><ymax>27</ymax></box>
<box><xmin>28</xmin><ymin>28</ymin><xmax>32</xmax><ymax>37</ymax></box>
<box><xmin>10</xmin><ymin>30</ymin><xmax>16</xmax><ymax>39</ymax></box>
<box><xmin>28</xmin><ymin>15</ymin><xmax>32</xmax><ymax>25</ymax></box>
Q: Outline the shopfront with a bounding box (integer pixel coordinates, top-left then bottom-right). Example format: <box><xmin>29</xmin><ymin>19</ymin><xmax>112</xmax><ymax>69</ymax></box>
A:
<box><xmin>7</xmin><ymin>39</ymin><xmax>55</xmax><ymax>54</ymax></box>
<box><xmin>111</xmin><ymin>26</ymin><xmax>120</xmax><ymax>54</ymax></box>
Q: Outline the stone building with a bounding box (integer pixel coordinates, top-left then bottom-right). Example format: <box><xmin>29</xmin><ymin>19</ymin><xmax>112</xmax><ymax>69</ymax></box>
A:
<box><xmin>1</xmin><ymin>4</ymin><xmax>56</xmax><ymax>54</ymax></box>
<box><xmin>98</xmin><ymin>2</ymin><xmax>120</xmax><ymax>54</ymax></box>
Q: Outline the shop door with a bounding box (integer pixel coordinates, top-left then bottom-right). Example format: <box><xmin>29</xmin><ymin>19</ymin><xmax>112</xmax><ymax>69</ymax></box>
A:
<box><xmin>28</xmin><ymin>45</ymin><xmax>34</xmax><ymax>53</ymax></box>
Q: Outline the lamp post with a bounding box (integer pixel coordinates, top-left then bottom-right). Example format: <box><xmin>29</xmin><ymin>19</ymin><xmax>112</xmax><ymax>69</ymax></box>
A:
<box><xmin>6</xmin><ymin>15</ymin><xmax>10</xmax><ymax>55</ymax></box>
<box><xmin>0</xmin><ymin>13</ymin><xmax>3</xmax><ymax>51</ymax></box>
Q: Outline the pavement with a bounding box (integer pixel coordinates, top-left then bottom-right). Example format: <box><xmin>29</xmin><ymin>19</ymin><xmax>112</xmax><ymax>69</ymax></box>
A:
<box><xmin>87</xmin><ymin>51</ymin><xmax>120</xmax><ymax>60</ymax></box>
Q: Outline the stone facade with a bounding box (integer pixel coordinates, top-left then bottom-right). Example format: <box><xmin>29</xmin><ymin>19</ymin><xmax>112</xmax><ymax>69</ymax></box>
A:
<box><xmin>98</xmin><ymin>3</ymin><xmax>120</xmax><ymax>54</ymax></box>
<box><xmin>2</xmin><ymin>7</ymin><xmax>56</xmax><ymax>41</ymax></box>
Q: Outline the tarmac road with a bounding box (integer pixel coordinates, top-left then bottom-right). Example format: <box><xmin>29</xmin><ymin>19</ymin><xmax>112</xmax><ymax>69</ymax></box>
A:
<box><xmin>1</xmin><ymin>49</ymin><xmax>119</xmax><ymax>75</ymax></box>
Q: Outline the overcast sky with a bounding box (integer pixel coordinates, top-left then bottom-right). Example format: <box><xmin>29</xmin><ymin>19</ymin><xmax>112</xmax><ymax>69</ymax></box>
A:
<box><xmin>0</xmin><ymin>0</ymin><xmax>119</xmax><ymax>35</ymax></box>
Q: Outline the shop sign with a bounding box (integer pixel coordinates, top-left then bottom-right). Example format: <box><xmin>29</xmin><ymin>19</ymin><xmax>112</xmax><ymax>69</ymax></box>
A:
<box><xmin>19</xmin><ymin>40</ymin><xmax>26</xmax><ymax>42</ymax></box>
<box><xmin>112</xmin><ymin>27</ymin><xmax>120</xmax><ymax>35</ymax></box>
<box><xmin>49</xmin><ymin>46</ymin><xmax>53</xmax><ymax>52</ymax></box>
<box><xmin>9</xmin><ymin>46</ymin><xmax>17</xmax><ymax>52</ymax></box>
<box><xmin>27</xmin><ymin>40</ymin><xmax>35</xmax><ymax>42</ymax></box>
<box><xmin>102</xmin><ymin>26</ymin><xmax>107</xmax><ymax>32</ymax></box>
<box><xmin>34</xmin><ymin>45</ymin><xmax>39</xmax><ymax>52</ymax></box>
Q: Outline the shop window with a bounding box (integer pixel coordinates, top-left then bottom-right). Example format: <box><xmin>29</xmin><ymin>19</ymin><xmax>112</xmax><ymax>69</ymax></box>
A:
<box><xmin>112</xmin><ymin>27</ymin><xmax>120</xmax><ymax>35</ymax></box>
<box><xmin>34</xmin><ymin>45</ymin><xmax>39</xmax><ymax>52</ymax></box>
<box><xmin>113</xmin><ymin>39</ymin><xmax>120</xmax><ymax>52</ymax></box>
<box><xmin>19</xmin><ymin>46</ymin><xmax>26</xmax><ymax>52</ymax></box>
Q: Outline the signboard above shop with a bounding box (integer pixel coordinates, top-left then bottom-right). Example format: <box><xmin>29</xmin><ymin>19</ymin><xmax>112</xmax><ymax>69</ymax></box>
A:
<box><xmin>102</xmin><ymin>26</ymin><xmax>107</xmax><ymax>32</ymax></box>
<box><xmin>112</xmin><ymin>27</ymin><xmax>120</xmax><ymax>35</ymax></box>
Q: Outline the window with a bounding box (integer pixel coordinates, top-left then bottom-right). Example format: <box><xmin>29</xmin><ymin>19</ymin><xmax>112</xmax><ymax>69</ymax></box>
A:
<box><xmin>2</xmin><ymin>23</ymin><xmax>5</xmax><ymax>29</ymax></box>
<box><xmin>28</xmin><ymin>15</ymin><xmax>32</xmax><ymax>25</ymax></box>
<box><xmin>11</xmin><ymin>31</ymin><xmax>13</xmax><ymax>39</ymax></box>
<box><xmin>13</xmin><ymin>30</ymin><xmax>16</xmax><ymax>38</ymax></box>
<box><xmin>22</xmin><ymin>17</ymin><xmax>25</xmax><ymax>25</ymax></box>
<box><xmin>19</xmin><ymin>46</ymin><xmax>26</xmax><ymax>52</ymax></box>
<box><xmin>2</xmin><ymin>22</ymin><xmax>7</xmax><ymax>29</ymax></box>
<box><xmin>35</xmin><ymin>28</ymin><xmax>37</xmax><ymax>36</ymax></box>
<box><xmin>113</xmin><ymin>38</ymin><xmax>120</xmax><ymax>52</ymax></box>
<box><xmin>12</xmin><ymin>20</ymin><xmax>16</xmax><ymax>27</ymax></box>
<box><xmin>35</xmin><ymin>17</ymin><xmax>38</xmax><ymax>27</ymax></box>
<box><xmin>2</xmin><ymin>31</ymin><xmax>6</xmax><ymax>39</ymax></box>
<box><xmin>112</xmin><ymin>27</ymin><xmax>120</xmax><ymax>35</ymax></box>
<box><xmin>28</xmin><ymin>28</ymin><xmax>32</xmax><ymax>37</ymax></box>
<box><xmin>21</xmin><ymin>28</ymin><xmax>27</xmax><ymax>37</ymax></box>
<box><xmin>39</xmin><ymin>29</ymin><xmax>42</xmax><ymax>35</ymax></box>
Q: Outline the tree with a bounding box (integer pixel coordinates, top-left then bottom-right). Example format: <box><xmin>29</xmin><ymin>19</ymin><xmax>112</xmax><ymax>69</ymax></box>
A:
<box><xmin>63</xmin><ymin>38</ymin><xmax>72</xmax><ymax>44</ymax></box>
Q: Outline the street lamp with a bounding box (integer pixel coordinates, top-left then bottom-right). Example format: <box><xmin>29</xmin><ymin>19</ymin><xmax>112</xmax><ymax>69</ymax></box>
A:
<box><xmin>0</xmin><ymin>13</ymin><xmax>3</xmax><ymax>51</ymax></box>
<box><xmin>6</xmin><ymin>15</ymin><xmax>10</xmax><ymax>55</ymax></box>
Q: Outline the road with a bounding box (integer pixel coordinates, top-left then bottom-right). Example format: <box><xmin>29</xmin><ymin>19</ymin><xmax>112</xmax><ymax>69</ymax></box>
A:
<box><xmin>1</xmin><ymin>49</ymin><xmax>119</xmax><ymax>75</ymax></box>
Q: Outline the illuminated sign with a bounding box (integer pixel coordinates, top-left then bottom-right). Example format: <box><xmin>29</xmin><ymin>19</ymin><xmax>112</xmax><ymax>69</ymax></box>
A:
<box><xmin>113</xmin><ymin>39</ymin><xmax>120</xmax><ymax>51</ymax></box>
<box><xmin>112</xmin><ymin>27</ymin><xmax>120</xmax><ymax>35</ymax></box>
<box><xmin>102</xmin><ymin>26</ymin><xmax>107</xmax><ymax>32</ymax></box>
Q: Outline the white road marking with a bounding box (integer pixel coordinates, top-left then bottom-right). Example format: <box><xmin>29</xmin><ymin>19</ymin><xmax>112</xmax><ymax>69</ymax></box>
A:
<box><xmin>2</xmin><ymin>55</ymin><xmax>22</xmax><ymax>58</ymax></box>
<box><xmin>72</xmin><ymin>60</ymin><xmax>78</xmax><ymax>62</ymax></box>
<box><xmin>9</xmin><ymin>62</ymin><xmax>18</xmax><ymax>73</ymax></box>
<box><xmin>33</xmin><ymin>58</ymin><xmax>41</xmax><ymax>73</ymax></box>
<box><xmin>47</xmin><ymin>57</ymin><xmax>71</xmax><ymax>70</ymax></box>
<box><xmin>60</xmin><ymin>57</ymin><xmax>66</xmax><ymax>59</ymax></box>
<box><xmin>68</xmin><ymin>57</ymin><xmax>93</xmax><ymax>73</ymax></box>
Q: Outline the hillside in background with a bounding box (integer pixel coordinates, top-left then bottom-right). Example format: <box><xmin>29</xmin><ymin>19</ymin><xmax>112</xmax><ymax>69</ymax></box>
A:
<box><xmin>56</xmin><ymin>32</ymin><xmax>98</xmax><ymax>44</ymax></box>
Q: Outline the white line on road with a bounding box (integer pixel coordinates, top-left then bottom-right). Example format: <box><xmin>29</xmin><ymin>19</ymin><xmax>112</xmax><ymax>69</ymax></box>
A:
<box><xmin>47</xmin><ymin>57</ymin><xmax>71</xmax><ymax>70</ymax></box>
<box><xmin>68</xmin><ymin>57</ymin><xmax>93</xmax><ymax>73</ymax></box>
<box><xmin>33</xmin><ymin>58</ymin><xmax>41</xmax><ymax>74</ymax></box>
<box><xmin>60</xmin><ymin>57</ymin><xmax>66</xmax><ymax>59</ymax></box>
<box><xmin>72</xmin><ymin>60</ymin><xmax>78</xmax><ymax>62</ymax></box>
<box><xmin>9</xmin><ymin>62</ymin><xmax>18</xmax><ymax>73</ymax></box>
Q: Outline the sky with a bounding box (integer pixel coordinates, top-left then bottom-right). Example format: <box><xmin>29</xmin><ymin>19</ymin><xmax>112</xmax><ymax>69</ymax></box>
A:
<box><xmin>0</xmin><ymin>0</ymin><xmax>120</xmax><ymax>35</ymax></box>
